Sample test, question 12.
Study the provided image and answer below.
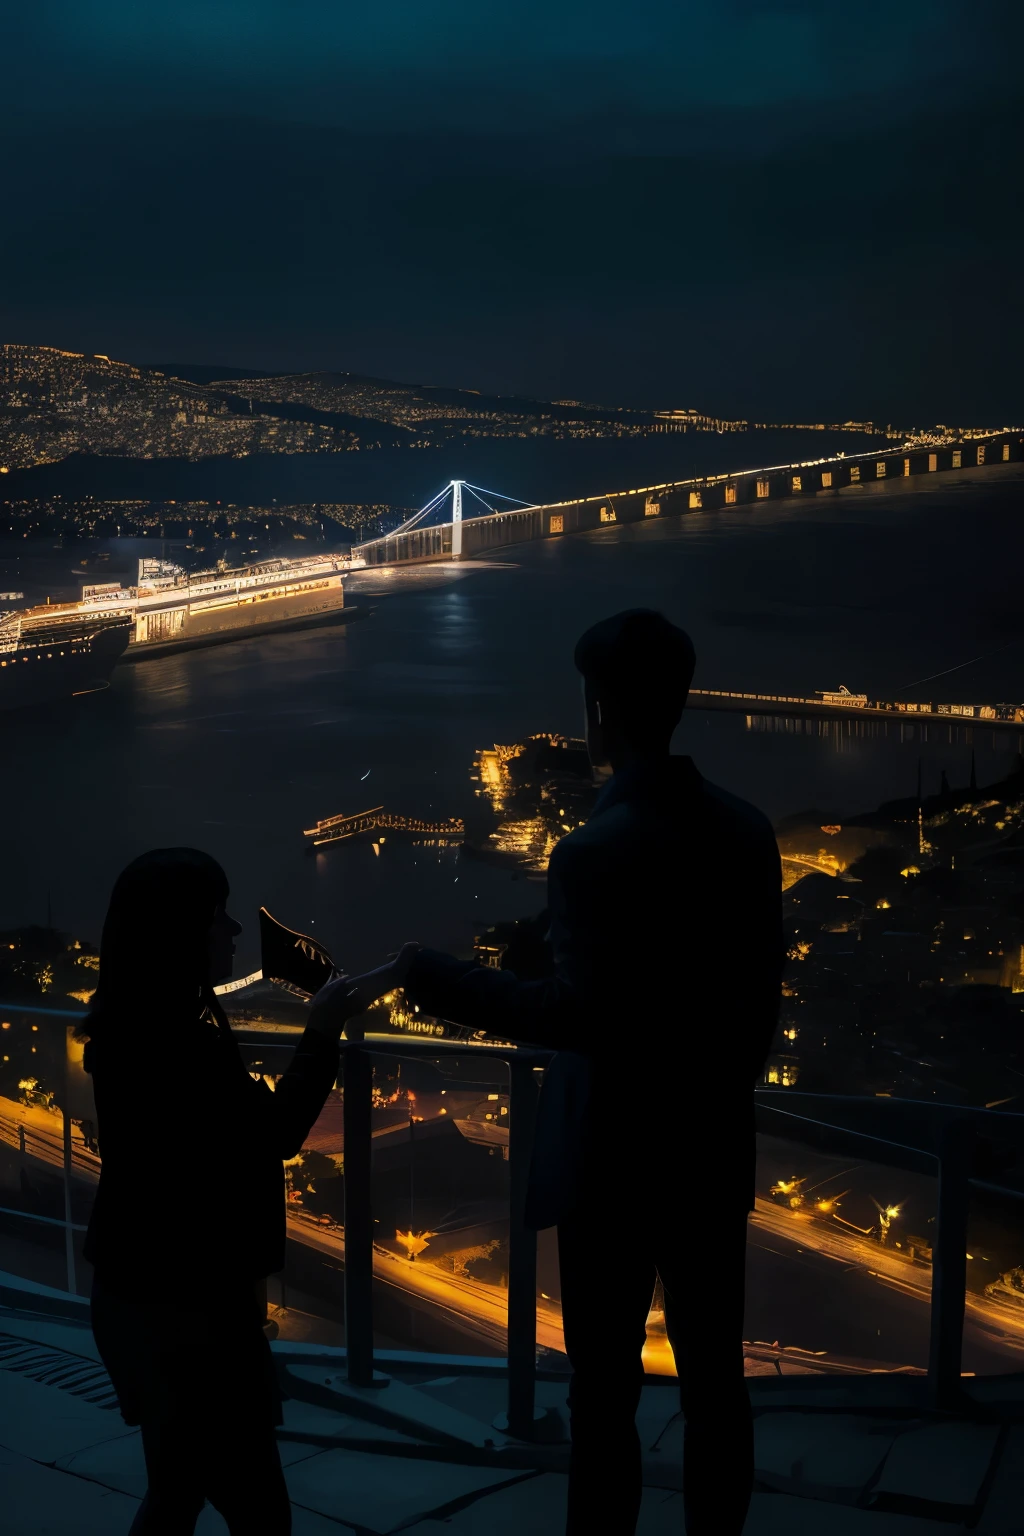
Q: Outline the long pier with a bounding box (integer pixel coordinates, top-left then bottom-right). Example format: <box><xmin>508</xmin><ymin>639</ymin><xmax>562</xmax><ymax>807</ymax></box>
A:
<box><xmin>304</xmin><ymin>806</ymin><xmax>466</xmax><ymax>847</ymax></box>
<box><xmin>690</xmin><ymin>689</ymin><xmax>1024</xmax><ymax>728</ymax></box>
<box><xmin>353</xmin><ymin>431</ymin><xmax>1023</xmax><ymax>566</ymax></box>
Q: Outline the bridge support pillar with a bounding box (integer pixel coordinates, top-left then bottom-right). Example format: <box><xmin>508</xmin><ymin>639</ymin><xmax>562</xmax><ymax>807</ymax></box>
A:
<box><xmin>451</xmin><ymin>480</ymin><xmax>463</xmax><ymax>559</ymax></box>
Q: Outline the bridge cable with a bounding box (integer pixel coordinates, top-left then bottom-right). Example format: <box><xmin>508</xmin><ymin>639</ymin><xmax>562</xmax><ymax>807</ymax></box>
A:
<box><xmin>465</xmin><ymin>486</ymin><xmax>498</xmax><ymax>514</ymax></box>
<box><xmin>464</xmin><ymin>483</ymin><xmax>536</xmax><ymax>507</ymax></box>
<box><xmin>391</xmin><ymin>485</ymin><xmax>452</xmax><ymax>537</ymax></box>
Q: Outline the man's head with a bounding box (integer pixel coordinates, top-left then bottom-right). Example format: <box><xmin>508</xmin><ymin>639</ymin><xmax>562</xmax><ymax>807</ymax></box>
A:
<box><xmin>574</xmin><ymin>609</ymin><xmax>696</xmax><ymax>772</ymax></box>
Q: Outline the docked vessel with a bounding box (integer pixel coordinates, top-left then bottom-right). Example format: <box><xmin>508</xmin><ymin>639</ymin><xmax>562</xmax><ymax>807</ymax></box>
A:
<box><xmin>0</xmin><ymin>609</ymin><xmax>132</xmax><ymax>710</ymax></box>
<box><xmin>15</xmin><ymin>551</ymin><xmax>366</xmax><ymax>665</ymax></box>
<box><xmin>690</xmin><ymin>683</ymin><xmax>1024</xmax><ymax>728</ymax></box>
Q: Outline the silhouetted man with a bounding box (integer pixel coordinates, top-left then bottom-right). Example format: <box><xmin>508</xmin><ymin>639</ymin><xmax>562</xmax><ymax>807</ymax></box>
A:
<box><xmin>403</xmin><ymin>610</ymin><xmax>783</xmax><ymax>1536</ymax></box>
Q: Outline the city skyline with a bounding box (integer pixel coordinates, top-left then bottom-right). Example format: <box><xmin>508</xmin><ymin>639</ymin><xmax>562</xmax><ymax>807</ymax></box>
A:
<box><xmin>1</xmin><ymin>341</ymin><xmax>1015</xmax><ymax>481</ymax></box>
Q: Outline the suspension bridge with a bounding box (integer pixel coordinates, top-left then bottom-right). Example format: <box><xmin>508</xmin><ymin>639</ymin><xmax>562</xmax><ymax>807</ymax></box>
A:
<box><xmin>380</xmin><ymin>480</ymin><xmax>538</xmax><ymax>559</ymax></box>
<box><xmin>351</xmin><ymin>433</ymin><xmax>1023</xmax><ymax>568</ymax></box>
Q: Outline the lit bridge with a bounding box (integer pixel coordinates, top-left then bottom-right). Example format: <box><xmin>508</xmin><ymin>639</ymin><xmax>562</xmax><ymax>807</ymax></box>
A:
<box><xmin>352</xmin><ymin>434</ymin><xmax>1023</xmax><ymax>567</ymax></box>
<box><xmin>303</xmin><ymin>805</ymin><xmax>466</xmax><ymax>847</ymax></box>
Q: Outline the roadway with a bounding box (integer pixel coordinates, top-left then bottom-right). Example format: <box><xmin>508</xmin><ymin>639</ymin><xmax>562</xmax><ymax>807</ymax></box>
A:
<box><xmin>749</xmin><ymin>1196</ymin><xmax>1024</xmax><ymax>1371</ymax></box>
<box><xmin>4</xmin><ymin>1099</ymin><xmax>1024</xmax><ymax>1377</ymax></box>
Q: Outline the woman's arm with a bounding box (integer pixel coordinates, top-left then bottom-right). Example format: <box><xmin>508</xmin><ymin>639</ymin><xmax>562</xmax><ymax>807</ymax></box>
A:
<box><xmin>251</xmin><ymin>947</ymin><xmax>421</xmax><ymax>1159</ymax></box>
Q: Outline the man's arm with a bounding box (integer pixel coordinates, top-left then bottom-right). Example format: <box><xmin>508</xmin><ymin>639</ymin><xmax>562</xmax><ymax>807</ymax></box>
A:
<box><xmin>404</xmin><ymin>840</ymin><xmax>600</xmax><ymax>1052</ymax></box>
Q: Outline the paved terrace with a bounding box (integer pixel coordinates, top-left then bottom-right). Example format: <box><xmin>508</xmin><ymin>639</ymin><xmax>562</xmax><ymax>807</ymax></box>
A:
<box><xmin>1</xmin><ymin>1282</ymin><xmax>1022</xmax><ymax>1535</ymax></box>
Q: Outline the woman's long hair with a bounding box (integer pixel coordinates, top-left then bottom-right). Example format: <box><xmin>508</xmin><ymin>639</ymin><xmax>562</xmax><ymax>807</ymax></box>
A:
<box><xmin>77</xmin><ymin>848</ymin><xmax>231</xmax><ymax>1059</ymax></box>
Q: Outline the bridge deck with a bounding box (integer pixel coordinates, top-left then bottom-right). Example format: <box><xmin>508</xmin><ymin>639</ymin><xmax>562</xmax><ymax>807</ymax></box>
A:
<box><xmin>353</xmin><ymin>435</ymin><xmax>1023</xmax><ymax>567</ymax></box>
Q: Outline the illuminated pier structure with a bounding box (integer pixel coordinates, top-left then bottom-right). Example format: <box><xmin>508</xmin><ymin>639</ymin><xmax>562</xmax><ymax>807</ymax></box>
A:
<box><xmin>304</xmin><ymin>805</ymin><xmax>466</xmax><ymax>847</ymax></box>
<box><xmin>690</xmin><ymin>685</ymin><xmax>1024</xmax><ymax>728</ymax></box>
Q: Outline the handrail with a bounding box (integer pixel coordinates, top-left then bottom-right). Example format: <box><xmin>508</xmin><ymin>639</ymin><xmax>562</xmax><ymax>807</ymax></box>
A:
<box><xmin>5</xmin><ymin>1003</ymin><xmax>1024</xmax><ymax>1415</ymax></box>
<box><xmin>757</xmin><ymin>1090</ymin><xmax>1024</xmax><ymax>1407</ymax></box>
<box><xmin>329</xmin><ymin>1034</ymin><xmax>549</xmax><ymax>1439</ymax></box>
<box><xmin>0</xmin><ymin>1204</ymin><xmax>88</xmax><ymax>1233</ymax></box>
<box><xmin>125</xmin><ymin>1022</ymin><xmax>550</xmax><ymax>1431</ymax></box>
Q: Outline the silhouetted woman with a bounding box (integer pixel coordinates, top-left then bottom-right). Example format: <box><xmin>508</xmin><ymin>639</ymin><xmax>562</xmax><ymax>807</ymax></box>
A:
<box><xmin>81</xmin><ymin>848</ymin><xmax>397</xmax><ymax>1535</ymax></box>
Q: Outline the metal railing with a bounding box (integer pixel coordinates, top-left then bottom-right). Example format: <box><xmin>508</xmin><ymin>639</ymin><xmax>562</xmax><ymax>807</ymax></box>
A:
<box><xmin>4</xmin><ymin>1002</ymin><xmax>1024</xmax><ymax>1432</ymax></box>
<box><xmin>756</xmin><ymin>1091</ymin><xmax>1024</xmax><ymax>1409</ymax></box>
<box><xmin>232</xmin><ymin>1027</ymin><xmax>550</xmax><ymax>1439</ymax></box>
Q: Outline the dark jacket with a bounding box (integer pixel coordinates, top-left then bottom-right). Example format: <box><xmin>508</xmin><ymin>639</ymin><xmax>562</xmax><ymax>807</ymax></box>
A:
<box><xmin>405</xmin><ymin>755</ymin><xmax>783</xmax><ymax>1228</ymax></box>
<box><xmin>83</xmin><ymin>1016</ymin><xmax>338</xmax><ymax>1297</ymax></box>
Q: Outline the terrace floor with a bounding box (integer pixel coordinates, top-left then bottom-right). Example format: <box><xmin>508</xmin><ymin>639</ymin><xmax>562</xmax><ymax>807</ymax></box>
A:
<box><xmin>2</xmin><ymin>1292</ymin><xmax>1022</xmax><ymax>1534</ymax></box>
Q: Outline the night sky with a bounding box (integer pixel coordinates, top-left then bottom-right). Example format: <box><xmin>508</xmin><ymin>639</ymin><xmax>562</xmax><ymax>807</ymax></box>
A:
<box><xmin>2</xmin><ymin>2</ymin><xmax>1022</xmax><ymax>419</ymax></box>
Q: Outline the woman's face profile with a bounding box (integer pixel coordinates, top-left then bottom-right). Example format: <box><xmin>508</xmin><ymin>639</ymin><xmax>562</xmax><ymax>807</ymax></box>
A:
<box><xmin>207</xmin><ymin>904</ymin><xmax>242</xmax><ymax>983</ymax></box>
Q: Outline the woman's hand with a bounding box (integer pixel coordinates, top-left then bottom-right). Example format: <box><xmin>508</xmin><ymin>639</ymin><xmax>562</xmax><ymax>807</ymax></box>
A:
<box><xmin>306</xmin><ymin>944</ymin><xmax>421</xmax><ymax>1039</ymax></box>
<box><xmin>306</xmin><ymin>972</ymin><xmax>361</xmax><ymax>1039</ymax></box>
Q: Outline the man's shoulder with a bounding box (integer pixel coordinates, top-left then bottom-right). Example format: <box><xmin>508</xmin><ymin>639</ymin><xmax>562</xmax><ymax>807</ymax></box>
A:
<box><xmin>550</xmin><ymin>804</ymin><xmax>635</xmax><ymax>864</ymax></box>
<box><xmin>548</xmin><ymin>766</ymin><xmax>778</xmax><ymax>876</ymax></box>
<box><xmin>699</xmin><ymin>775</ymin><xmax>777</xmax><ymax>846</ymax></box>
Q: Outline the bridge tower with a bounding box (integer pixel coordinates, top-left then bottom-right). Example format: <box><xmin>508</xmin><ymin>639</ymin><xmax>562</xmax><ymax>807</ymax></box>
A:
<box><xmin>352</xmin><ymin>478</ymin><xmax>534</xmax><ymax>565</ymax></box>
<box><xmin>451</xmin><ymin>480</ymin><xmax>464</xmax><ymax>559</ymax></box>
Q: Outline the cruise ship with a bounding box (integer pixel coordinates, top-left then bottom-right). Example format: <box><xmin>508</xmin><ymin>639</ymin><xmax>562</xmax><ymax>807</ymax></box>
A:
<box><xmin>0</xmin><ymin>609</ymin><xmax>132</xmax><ymax>710</ymax></box>
<box><xmin>22</xmin><ymin>550</ymin><xmax>367</xmax><ymax>664</ymax></box>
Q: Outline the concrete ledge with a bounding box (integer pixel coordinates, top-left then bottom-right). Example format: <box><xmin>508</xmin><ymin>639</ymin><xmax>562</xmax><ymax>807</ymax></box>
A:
<box><xmin>0</xmin><ymin>1272</ymin><xmax>90</xmax><ymax>1322</ymax></box>
<box><xmin>286</xmin><ymin>1366</ymin><xmax>513</xmax><ymax>1452</ymax></box>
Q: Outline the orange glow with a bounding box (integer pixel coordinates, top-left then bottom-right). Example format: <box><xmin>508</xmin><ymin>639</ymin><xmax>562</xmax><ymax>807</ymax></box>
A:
<box><xmin>396</xmin><ymin>1230</ymin><xmax>434</xmax><ymax>1259</ymax></box>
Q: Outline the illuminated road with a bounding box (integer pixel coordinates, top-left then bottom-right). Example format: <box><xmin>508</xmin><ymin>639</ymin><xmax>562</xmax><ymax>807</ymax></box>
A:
<box><xmin>0</xmin><ymin>1096</ymin><xmax>95</xmax><ymax>1177</ymax></box>
<box><xmin>780</xmin><ymin>853</ymin><xmax>842</xmax><ymax>887</ymax></box>
<box><xmin>284</xmin><ymin>1208</ymin><xmax>568</xmax><ymax>1357</ymax></box>
<box><xmin>750</xmin><ymin>1196</ymin><xmax>1024</xmax><ymax>1370</ymax></box>
<box><xmin>285</xmin><ymin>1195</ymin><xmax>1024</xmax><ymax>1374</ymax></box>
<box><xmin>5</xmin><ymin>1100</ymin><xmax>1024</xmax><ymax>1376</ymax></box>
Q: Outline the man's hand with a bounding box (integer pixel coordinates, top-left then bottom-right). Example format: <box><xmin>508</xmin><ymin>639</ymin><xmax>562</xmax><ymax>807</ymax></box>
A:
<box><xmin>346</xmin><ymin>942</ymin><xmax>420</xmax><ymax>1015</ymax></box>
<box><xmin>306</xmin><ymin>945</ymin><xmax>421</xmax><ymax>1039</ymax></box>
<box><xmin>387</xmin><ymin>942</ymin><xmax>421</xmax><ymax>987</ymax></box>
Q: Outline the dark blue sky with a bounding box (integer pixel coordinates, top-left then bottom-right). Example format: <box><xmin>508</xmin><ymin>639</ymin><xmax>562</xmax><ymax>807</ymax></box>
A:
<box><xmin>2</xmin><ymin>1</ymin><xmax>1022</xmax><ymax>418</ymax></box>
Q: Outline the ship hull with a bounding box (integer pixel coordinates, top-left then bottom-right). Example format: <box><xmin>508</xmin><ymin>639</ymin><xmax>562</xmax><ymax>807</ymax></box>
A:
<box><xmin>121</xmin><ymin>597</ymin><xmax>369</xmax><ymax>661</ymax></box>
<box><xmin>0</xmin><ymin>621</ymin><xmax>131</xmax><ymax>711</ymax></box>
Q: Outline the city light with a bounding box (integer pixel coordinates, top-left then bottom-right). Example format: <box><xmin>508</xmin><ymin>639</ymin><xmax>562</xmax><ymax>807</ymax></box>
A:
<box><xmin>396</xmin><ymin>1230</ymin><xmax>434</xmax><ymax>1261</ymax></box>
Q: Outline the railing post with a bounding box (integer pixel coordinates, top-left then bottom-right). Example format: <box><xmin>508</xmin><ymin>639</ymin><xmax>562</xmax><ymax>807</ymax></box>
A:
<box><xmin>504</xmin><ymin>1057</ymin><xmax>540</xmax><ymax>1439</ymax></box>
<box><xmin>343</xmin><ymin>1041</ymin><xmax>383</xmax><ymax>1387</ymax></box>
<box><xmin>928</xmin><ymin>1118</ymin><xmax>973</xmax><ymax>1410</ymax></box>
<box><xmin>61</xmin><ymin>1040</ymin><xmax>77</xmax><ymax>1296</ymax></box>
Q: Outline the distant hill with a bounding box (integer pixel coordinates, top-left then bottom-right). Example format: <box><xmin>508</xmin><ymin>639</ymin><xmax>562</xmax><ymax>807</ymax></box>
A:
<box><xmin>154</xmin><ymin>361</ymin><xmax>624</xmax><ymax>418</ymax></box>
<box><xmin>150</xmin><ymin>363</ymin><xmax>280</xmax><ymax>386</ymax></box>
<box><xmin>1</xmin><ymin>341</ymin><xmax>904</xmax><ymax>483</ymax></box>
<box><xmin>0</xmin><ymin>342</ymin><xmax>732</xmax><ymax>475</ymax></box>
<box><xmin>201</xmin><ymin>368</ymin><xmax>635</xmax><ymax>433</ymax></box>
<box><xmin>0</xmin><ymin>344</ymin><xmax>368</xmax><ymax>470</ymax></box>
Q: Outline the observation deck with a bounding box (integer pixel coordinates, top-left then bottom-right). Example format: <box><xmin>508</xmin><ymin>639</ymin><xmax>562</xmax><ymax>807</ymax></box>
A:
<box><xmin>2</xmin><ymin>1004</ymin><xmax>1023</xmax><ymax>1533</ymax></box>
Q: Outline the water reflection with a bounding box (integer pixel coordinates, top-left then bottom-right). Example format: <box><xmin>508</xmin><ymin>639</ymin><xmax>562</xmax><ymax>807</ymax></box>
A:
<box><xmin>745</xmin><ymin>709</ymin><xmax>1024</xmax><ymax>756</ymax></box>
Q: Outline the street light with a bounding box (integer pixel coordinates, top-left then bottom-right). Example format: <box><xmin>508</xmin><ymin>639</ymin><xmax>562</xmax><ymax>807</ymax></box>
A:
<box><xmin>396</xmin><ymin>1229</ymin><xmax>434</xmax><ymax>1261</ymax></box>
<box><xmin>873</xmin><ymin>1198</ymin><xmax>902</xmax><ymax>1246</ymax></box>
